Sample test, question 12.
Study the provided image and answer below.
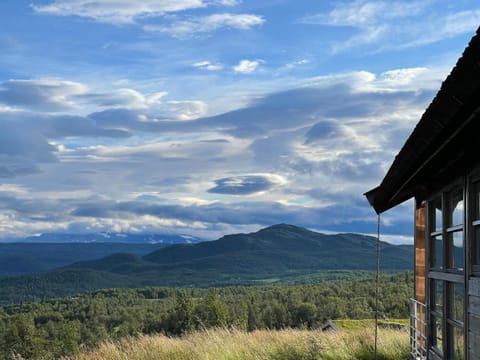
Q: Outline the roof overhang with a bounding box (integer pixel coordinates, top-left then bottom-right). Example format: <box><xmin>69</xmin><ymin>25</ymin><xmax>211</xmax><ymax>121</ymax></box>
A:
<box><xmin>366</xmin><ymin>27</ymin><xmax>480</xmax><ymax>214</ymax></box>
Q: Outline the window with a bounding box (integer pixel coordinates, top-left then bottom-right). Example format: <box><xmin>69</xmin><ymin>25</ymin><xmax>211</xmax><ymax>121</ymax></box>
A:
<box><xmin>452</xmin><ymin>326</ymin><xmax>464</xmax><ymax>360</ymax></box>
<box><xmin>432</xmin><ymin>313</ymin><xmax>443</xmax><ymax>353</ymax></box>
<box><xmin>473</xmin><ymin>180</ymin><xmax>480</xmax><ymax>273</ymax></box>
<box><xmin>452</xmin><ymin>283</ymin><xmax>464</xmax><ymax>323</ymax></box>
<box><xmin>434</xmin><ymin>280</ymin><xmax>443</xmax><ymax>312</ymax></box>
<box><xmin>429</xmin><ymin>196</ymin><xmax>443</xmax><ymax>271</ymax></box>
<box><xmin>430</xmin><ymin>235</ymin><xmax>443</xmax><ymax>270</ymax></box>
<box><xmin>430</xmin><ymin>279</ymin><xmax>444</xmax><ymax>354</ymax></box>
<box><xmin>433</xmin><ymin>196</ymin><xmax>443</xmax><ymax>232</ymax></box>
<box><xmin>446</xmin><ymin>188</ymin><xmax>464</xmax><ymax>273</ymax></box>
<box><xmin>449</xmin><ymin>188</ymin><xmax>463</xmax><ymax>228</ymax></box>
<box><xmin>449</xmin><ymin>231</ymin><xmax>464</xmax><ymax>272</ymax></box>
<box><xmin>427</xmin><ymin>185</ymin><xmax>465</xmax><ymax>359</ymax></box>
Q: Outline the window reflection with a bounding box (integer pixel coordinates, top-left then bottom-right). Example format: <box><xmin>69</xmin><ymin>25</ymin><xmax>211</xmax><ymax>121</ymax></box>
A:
<box><xmin>474</xmin><ymin>182</ymin><xmax>480</xmax><ymax>269</ymax></box>
<box><xmin>432</xmin><ymin>315</ymin><xmax>443</xmax><ymax>353</ymax></box>
<box><xmin>453</xmin><ymin>283</ymin><xmax>464</xmax><ymax>323</ymax></box>
<box><xmin>453</xmin><ymin>326</ymin><xmax>465</xmax><ymax>360</ymax></box>
<box><xmin>431</xmin><ymin>235</ymin><xmax>443</xmax><ymax>270</ymax></box>
<box><xmin>434</xmin><ymin>280</ymin><xmax>443</xmax><ymax>312</ymax></box>
<box><xmin>433</xmin><ymin>197</ymin><xmax>443</xmax><ymax>231</ymax></box>
<box><xmin>451</xmin><ymin>231</ymin><xmax>464</xmax><ymax>272</ymax></box>
<box><xmin>450</xmin><ymin>188</ymin><xmax>463</xmax><ymax>227</ymax></box>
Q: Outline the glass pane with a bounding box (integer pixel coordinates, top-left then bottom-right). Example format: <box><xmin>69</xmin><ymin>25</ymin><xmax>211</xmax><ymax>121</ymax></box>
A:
<box><xmin>453</xmin><ymin>283</ymin><xmax>464</xmax><ymax>323</ymax></box>
<box><xmin>433</xmin><ymin>197</ymin><xmax>443</xmax><ymax>232</ymax></box>
<box><xmin>431</xmin><ymin>235</ymin><xmax>443</xmax><ymax>270</ymax></box>
<box><xmin>432</xmin><ymin>314</ymin><xmax>443</xmax><ymax>352</ymax></box>
<box><xmin>453</xmin><ymin>326</ymin><xmax>465</xmax><ymax>360</ymax></box>
<box><xmin>453</xmin><ymin>231</ymin><xmax>465</xmax><ymax>271</ymax></box>
<box><xmin>449</xmin><ymin>188</ymin><xmax>463</xmax><ymax>227</ymax></box>
<box><xmin>451</xmin><ymin>231</ymin><xmax>464</xmax><ymax>272</ymax></box>
<box><xmin>474</xmin><ymin>182</ymin><xmax>480</xmax><ymax>268</ymax></box>
<box><xmin>434</xmin><ymin>280</ymin><xmax>443</xmax><ymax>313</ymax></box>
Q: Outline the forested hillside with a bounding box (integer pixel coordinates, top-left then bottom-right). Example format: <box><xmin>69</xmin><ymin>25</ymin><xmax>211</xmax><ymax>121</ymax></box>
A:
<box><xmin>0</xmin><ymin>272</ymin><xmax>412</xmax><ymax>359</ymax></box>
<box><xmin>0</xmin><ymin>225</ymin><xmax>413</xmax><ymax>304</ymax></box>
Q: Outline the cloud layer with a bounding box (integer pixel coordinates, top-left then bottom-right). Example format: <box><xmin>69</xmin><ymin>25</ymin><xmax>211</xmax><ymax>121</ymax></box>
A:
<box><xmin>32</xmin><ymin>0</ymin><xmax>212</xmax><ymax>24</ymax></box>
<box><xmin>0</xmin><ymin>66</ymin><xmax>443</xmax><ymax>240</ymax></box>
<box><xmin>1</xmin><ymin>0</ymin><xmax>479</xmax><ymax>243</ymax></box>
<box><xmin>301</xmin><ymin>0</ymin><xmax>480</xmax><ymax>53</ymax></box>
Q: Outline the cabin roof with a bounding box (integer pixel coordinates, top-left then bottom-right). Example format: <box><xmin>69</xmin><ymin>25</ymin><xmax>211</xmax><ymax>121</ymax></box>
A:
<box><xmin>365</xmin><ymin>27</ymin><xmax>480</xmax><ymax>214</ymax></box>
<box><xmin>320</xmin><ymin>320</ymin><xmax>339</xmax><ymax>332</ymax></box>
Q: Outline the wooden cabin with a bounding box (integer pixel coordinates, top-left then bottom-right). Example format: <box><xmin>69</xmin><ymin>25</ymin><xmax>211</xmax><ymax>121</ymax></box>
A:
<box><xmin>365</xmin><ymin>27</ymin><xmax>480</xmax><ymax>360</ymax></box>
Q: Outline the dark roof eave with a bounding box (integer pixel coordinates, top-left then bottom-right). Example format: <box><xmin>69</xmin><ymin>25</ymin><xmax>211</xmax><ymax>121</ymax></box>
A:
<box><xmin>365</xmin><ymin>26</ymin><xmax>480</xmax><ymax>213</ymax></box>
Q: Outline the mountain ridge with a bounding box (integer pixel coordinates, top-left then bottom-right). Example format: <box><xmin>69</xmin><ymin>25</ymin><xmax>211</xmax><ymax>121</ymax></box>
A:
<box><xmin>0</xmin><ymin>224</ymin><xmax>414</xmax><ymax>304</ymax></box>
<box><xmin>2</xmin><ymin>232</ymin><xmax>204</xmax><ymax>244</ymax></box>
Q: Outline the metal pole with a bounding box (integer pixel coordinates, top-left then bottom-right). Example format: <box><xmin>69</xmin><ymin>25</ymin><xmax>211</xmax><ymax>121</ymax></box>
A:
<box><xmin>374</xmin><ymin>214</ymin><xmax>381</xmax><ymax>360</ymax></box>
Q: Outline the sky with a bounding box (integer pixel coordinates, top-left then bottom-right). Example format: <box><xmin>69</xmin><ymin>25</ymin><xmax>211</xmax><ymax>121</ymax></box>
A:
<box><xmin>0</xmin><ymin>0</ymin><xmax>479</xmax><ymax>243</ymax></box>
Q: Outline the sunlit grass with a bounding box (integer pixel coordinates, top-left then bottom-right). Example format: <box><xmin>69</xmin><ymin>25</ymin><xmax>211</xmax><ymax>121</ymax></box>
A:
<box><xmin>69</xmin><ymin>326</ymin><xmax>409</xmax><ymax>360</ymax></box>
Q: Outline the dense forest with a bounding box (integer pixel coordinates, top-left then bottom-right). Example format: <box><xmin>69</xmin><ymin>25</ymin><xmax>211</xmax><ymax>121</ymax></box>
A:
<box><xmin>0</xmin><ymin>271</ymin><xmax>412</xmax><ymax>360</ymax></box>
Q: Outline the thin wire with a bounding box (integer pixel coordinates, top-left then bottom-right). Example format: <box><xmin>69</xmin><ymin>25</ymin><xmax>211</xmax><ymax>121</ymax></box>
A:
<box><xmin>374</xmin><ymin>214</ymin><xmax>381</xmax><ymax>360</ymax></box>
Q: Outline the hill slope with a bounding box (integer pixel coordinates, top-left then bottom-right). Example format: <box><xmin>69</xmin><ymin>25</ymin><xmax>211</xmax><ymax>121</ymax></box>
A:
<box><xmin>0</xmin><ymin>224</ymin><xmax>413</xmax><ymax>304</ymax></box>
<box><xmin>0</xmin><ymin>243</ymin><xmax>166</xmax><ymax>276</ymax></box>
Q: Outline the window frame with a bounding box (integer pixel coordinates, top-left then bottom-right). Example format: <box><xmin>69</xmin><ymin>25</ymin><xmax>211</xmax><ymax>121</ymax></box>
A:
<box><xmin>426</xmin><ymin>179</ymin><xmax>466</xmax><ymax>359</ymax></box>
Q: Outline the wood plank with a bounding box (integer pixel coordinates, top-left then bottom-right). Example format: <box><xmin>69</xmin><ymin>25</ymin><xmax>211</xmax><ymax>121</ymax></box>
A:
<box><xmin>470</xmin><ymin>314</ymin><xmax>480</xmax><ymax>335</ymax></box>
<box><xmin>469</xmin><ymin>329</ymin><xmax>480</xmax><ymax>359</ymax></box>
<box><xmin>469</xmin><ymin>348</ymin><xmax>480</xmax><ymax>360</ymax></box>
<box><xmin>470</xmin><ymin>295</ymin><xmax>480</xmax><ymax>317</ymax></box>
<box><xmin>470</xmin><ymin>277</ymin><xmax>480</xmax><ymax>296</ymax></box>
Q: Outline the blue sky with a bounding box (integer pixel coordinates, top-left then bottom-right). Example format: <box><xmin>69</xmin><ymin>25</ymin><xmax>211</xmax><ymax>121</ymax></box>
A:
<box><xmin>0</xmin><ymin>0</ymin><xmax>478</xmax><ymax>243</ymax></box>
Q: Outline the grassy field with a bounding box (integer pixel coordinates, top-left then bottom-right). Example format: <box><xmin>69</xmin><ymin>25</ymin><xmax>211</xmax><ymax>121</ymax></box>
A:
<box><xmin>69</xmin><ymin>326</ymin><xmax>409</xmax><ymax>360</ymax></box>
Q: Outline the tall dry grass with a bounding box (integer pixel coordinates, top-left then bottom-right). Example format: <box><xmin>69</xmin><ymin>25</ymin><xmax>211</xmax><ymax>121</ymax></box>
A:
<box><xmin>68</xmin><ymin>327</ymin><xmax>409</xmax><ymax>360</ymax></box>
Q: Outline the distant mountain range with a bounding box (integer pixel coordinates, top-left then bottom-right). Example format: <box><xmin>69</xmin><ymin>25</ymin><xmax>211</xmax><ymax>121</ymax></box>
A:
<box><xmin>0</xmin><ymin>233</ymin><xmax>204</xmax><ymax>276</ymax></box>
<box><xmin>0</xmin><ymin>224</ymin><xmax>414</xmax><ymax>305</ymax></box>
<box><xmin>3</xmin><ymin>232</ymin><xmax>204</xmax><ymax>244</ymax></box>
<box><xmin>0</xmin><ymin>243</ymin><xmax>166</xmax><ymax>276</ymax></box>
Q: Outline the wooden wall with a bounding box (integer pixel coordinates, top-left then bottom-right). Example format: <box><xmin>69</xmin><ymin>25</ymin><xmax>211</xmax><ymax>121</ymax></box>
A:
<box><xmin>415</xmin><ymin>203</ymin><xmax>426</xmax><ymax>303</ymax></box>
<box><xmin>469</xmin><ymin>277</ymin><xmax>480</xmax><ymax>359</ymax></box>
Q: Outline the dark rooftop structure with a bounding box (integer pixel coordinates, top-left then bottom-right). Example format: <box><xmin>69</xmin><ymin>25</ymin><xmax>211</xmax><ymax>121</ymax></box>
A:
<box><xmin>366</xmin><ymin>27</ymin><xmax>480</xmax><ymax>360</ymax></box>
<box><xmin>320</xmin><ymin>320</ymin><xmax>339</xmax><ymax>332</ymax></box>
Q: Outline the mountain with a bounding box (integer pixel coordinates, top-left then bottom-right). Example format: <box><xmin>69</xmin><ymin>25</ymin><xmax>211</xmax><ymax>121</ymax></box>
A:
<box><xmin>0</xmin><ymin>243</ymin><xmax>166</xmax><ymax>276</ymax></box>
<box><xmin>0</xmin><ymin>224</ymin><xmax>414</xmax><ymax>304</ymax></box>
<box><xmin>0</xmin><ymin>232</ymin><xmax>204</xmax><ymax>276</ymax></box>
<box><xmin>4</xmin><ymin>232</ymin><xmax>203</xmax><ymax>244</ymax></box>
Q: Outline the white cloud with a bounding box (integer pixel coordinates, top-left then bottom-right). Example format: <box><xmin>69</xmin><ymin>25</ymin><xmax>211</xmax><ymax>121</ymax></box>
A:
<box><xmin>301</xmin><ymin>0</ymin><xmax>426</xmax><ymax>27</ymax></box>
<box><xmin>193</xmin><ymin>61</ymin><xmax>224</xmax><ymax>71</ymax></box>
<box><xmin>144</xmin><ymin>13</ymin><xmax>264</xmax><ymax>37</ymax></box>
<box><xmin>84</xmin><ymin>89</ymin><xmax>168</xmax><ymax>110</ymax></box>
<box><xmin>398</xmin><ymin>10</ymin><xmax>480</xmax><ymax>49</ymax></box>
<box><xmin>301</xmin><ymin>1</ymin><xmax>480</xmax><ymax>54</ymax></box>
<box><xmin>212</xmin><ymin>0</ymin><xmax>241</xmax><ymax>6</ymax></box>
<box><xmin>331</xmin><ymin>25</ymin><xmax>387</xmax><ymax>54</ymax></box>
<box><xmin>208</xmin><ymin>173</ymin><xmax>287</xmax><ymax>195</ymax></box>
<box><xmin>233</xmin><ymin>59</ymin><xmax>263</xmax><ymax>74</ymax></box>
<box><xmin>0</xmin><ymin>78</ymin><xmax>88</xmax><ymax>111</ymax></box>
<box><xmin>32</xmin><ymin>0</ymin><xmax>207</xmax><ymax>24</ymax></box>
<box><xmin>165</xmin><ymin>100</ymin><xmax>208</xmax><ymax>120</ymax></box>
<box><xmin>283</xmin><ymin>59</ymin><xmax>309</xmax><ymax>70</ymax></box>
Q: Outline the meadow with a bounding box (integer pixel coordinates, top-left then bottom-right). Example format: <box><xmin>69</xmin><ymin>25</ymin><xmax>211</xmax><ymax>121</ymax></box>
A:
<box><xmin>69</xmin><ymin>327</ymin><xmax>410</xmax><ymax>360</ymax></box>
